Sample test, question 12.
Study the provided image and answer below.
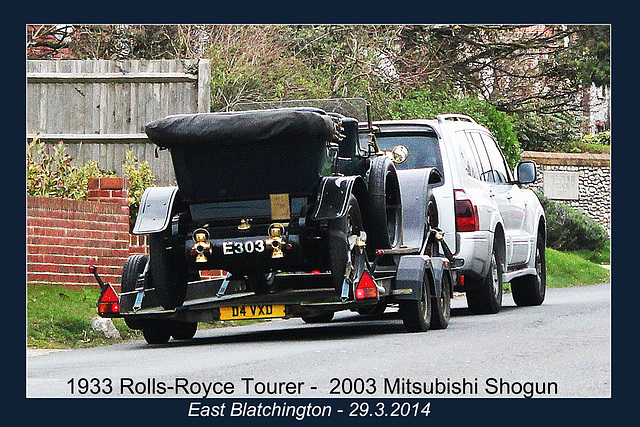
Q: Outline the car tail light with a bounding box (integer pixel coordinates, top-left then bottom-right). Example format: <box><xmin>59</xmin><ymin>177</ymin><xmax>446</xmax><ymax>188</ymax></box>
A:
<box><xmin>454</xmin><ymin>189</ymin><xmax>479</xmax><ymax>232</ymax></box>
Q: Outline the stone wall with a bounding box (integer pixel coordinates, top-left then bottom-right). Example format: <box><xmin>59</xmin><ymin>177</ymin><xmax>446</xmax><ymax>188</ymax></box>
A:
<box><xmin>521</xmin><ymin>151</ymin><xmax>611</xmax><ymax>233</ymax></box>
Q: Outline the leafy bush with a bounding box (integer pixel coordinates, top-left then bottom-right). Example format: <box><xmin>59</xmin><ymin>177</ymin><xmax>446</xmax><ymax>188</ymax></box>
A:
<box><xmin>581</xmin><ymin>131</ymin><xmax>610</xmax><ymax>146</ymax></box>
<box><xmin>27</xmin><ymin>138</ymin><xmax>110</xmax><ymax>199</ymax></box>
<box><xmin>512</xmin><ymin>111</ymin><xmax>582</xmax><ymax>153</ymax></box>
<box><xmin>27</xmin><ymin>139</ymin><xmax>155</xmax><ymax>228</ymax></box>
<box><xmin>389</xmin><ymin>90</ymin><xmax>522</xmax><ymax>168</ymax></box>
<box><xmin>537</xmin><ymin>193</ymin><xmax>609</xmax><ymax>252</ymax></box>
<box><xmin>571</xmin><ymin>131</ymin><xmax>611</xmax><ymax>154</ymax></box>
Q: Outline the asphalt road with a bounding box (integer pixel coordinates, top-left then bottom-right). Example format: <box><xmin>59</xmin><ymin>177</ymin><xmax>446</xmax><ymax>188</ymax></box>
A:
<box><xmin>26</xmin><ymin>282</ymin><xmax>611</xmax><ymax>399</ymax></box>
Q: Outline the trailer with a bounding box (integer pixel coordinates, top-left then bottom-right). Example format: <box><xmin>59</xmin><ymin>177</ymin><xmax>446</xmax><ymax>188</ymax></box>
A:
<box><xmin>94</xmin><ymin>100</ymin><xmax>458</xmax><ymax>344</ymax></box>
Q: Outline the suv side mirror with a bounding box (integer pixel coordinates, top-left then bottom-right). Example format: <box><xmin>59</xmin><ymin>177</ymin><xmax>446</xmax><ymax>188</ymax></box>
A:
<box><xmin>516</xmin><ymin>161</ymin><xmax>537</xmax><ymax>184</ymax></box>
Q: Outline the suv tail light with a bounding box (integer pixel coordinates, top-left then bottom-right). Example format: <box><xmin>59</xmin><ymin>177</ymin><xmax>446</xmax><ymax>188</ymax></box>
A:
<box><xmin>454</xmin><ymin>189</ymin><xmax>479</xmax><ymax>232</ymax></box>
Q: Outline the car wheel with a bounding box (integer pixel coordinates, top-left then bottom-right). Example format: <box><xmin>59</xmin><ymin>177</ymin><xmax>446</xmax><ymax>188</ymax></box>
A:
<box><xmin>149</xmin><ymin>231</ymin><xmax>188</xmax><ymax>310</ymax></box>
<box><xmin>170</xmin><ymin>321</ymin><xmax>198</xmax><ymax>340</ymax></box>
<box><xmin>511</xmin><ymin>232</ymin><xmax>546</xmax><ymax>306</ymax></box>
<box><xmin>466</xmin><ymin>244</ymin><xmax>503</xmax><ymax>314</ymax></box>
<box><xmin>121</xmin><ymin>254</ymin><xmax>148</xmax><ymax>294</ymax></box>
<box><xmin>430</xmin><ymin>270</ymin><xmax>451</xmax><ymax>329</ymax></box>
<box><xmin>142</xmin><ymin>321</ymin><xmax>171</xmax><ymax>344</ymax></box>
<box><xmin>121</xmin><ymin>255</ymin><xmax>148</xmax><ymax>329</ymax></box>
<box><xmin>329</xmin><ymin>195</ymin><xmax>367</xmax><ymax>297</ymax></box>
<box><xmin>399</xmin><ymin>274</ymin><xmax>432</xmax><ymax>332</ymax></box>
<box><xmin>365</xmin><ymin>156</ymin><xmax>402</xmax><ymax>252</ymax></box>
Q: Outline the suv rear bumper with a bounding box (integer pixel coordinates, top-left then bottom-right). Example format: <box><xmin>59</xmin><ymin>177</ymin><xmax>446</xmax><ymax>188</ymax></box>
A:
<box><xmin>455</xmin><ymin>230</ymin><xmax>492</xmax><ymax>288</ymax></box>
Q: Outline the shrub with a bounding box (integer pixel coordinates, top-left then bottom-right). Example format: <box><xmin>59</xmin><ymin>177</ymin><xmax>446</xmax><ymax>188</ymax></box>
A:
<box><xmin>537</xmin><ymin>193</ymin><xmax>609</xmax><ymax>252</ymax></box>
<box><xmin>581</xmin><ymin>131</ymin><xmax>610</xmax><ymax>146</ymax></box>
<box><xmin>27</xmin><ymin>138</ymin><xmax>110</xmax><ymax>199</ymax></box>
<box><xmin>26</xmin><ymin>139</ymin><xmax>155</xmax><ymax>229</ymax></box>
<box><xmin>512</xmin><ymin>111</ymin><xmax>582</xmax><ymax>153</ymax></box>
<box><xmin>389</xmin><ymin>90</ymin><xmax>521</xmax><ymax>168</ymax></box>
<box><xmin>572</xmin><ymin>131</ymin><xmax>611</xmax><ymax>154</ymax></box>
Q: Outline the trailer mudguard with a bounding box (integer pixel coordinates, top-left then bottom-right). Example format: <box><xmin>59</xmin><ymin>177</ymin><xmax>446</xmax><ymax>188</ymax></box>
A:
<box><xmin>311</xmin><ymin>175</ymin><xmax>367</xmax><ymax>221</ymax></box>
<box><xmin>393</xmin><ymin>255</ymin><xmax>446</xmax><ymax>300</ymax></box>
<box><xmin>132</xmin><ymin>186</ymin><xmax>179</xmax><ymax>235</ymax></box>
<box><xmin>396</xmin><ymin>167</ymin><xmax>442</xmax><ymax>249</ymax></box>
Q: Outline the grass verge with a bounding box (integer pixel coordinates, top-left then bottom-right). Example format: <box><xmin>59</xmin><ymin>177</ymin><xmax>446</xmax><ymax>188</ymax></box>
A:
<box><xmin>27</xmin><ymin>284</ymin><xmax>142</xmax><ymax>349</ymax></box>
<box><xmin>27</xmin><ymin>248</ymin><xmax>610</xmax><ymax>349</ymax></box>
<box><xmin>545</xmin><ymin>248</ymin><xmax>610</xmax><ymax>288</ymax></box>
<box><xmin>27</xmin><ymin>283</ymin><xmax>262</xmax><ymax>350</ymax></box>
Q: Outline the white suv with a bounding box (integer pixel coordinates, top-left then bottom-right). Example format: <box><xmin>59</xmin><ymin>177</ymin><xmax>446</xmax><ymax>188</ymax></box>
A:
<box><xmin>361</xmin><ymin>114</ymin><xmax>546</xmax><ymax>314</ymax></box>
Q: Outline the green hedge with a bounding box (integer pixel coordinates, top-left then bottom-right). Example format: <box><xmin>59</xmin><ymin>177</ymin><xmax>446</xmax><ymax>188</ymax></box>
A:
<box><xmin>538</xmin><ymin>193</ymin><xmax>609</xmax><ymax>252</ymax></box>
<box><xmin>389</xmin><ymin>90</ymin><xmax>521</xmax><ymax>168</ymax></box>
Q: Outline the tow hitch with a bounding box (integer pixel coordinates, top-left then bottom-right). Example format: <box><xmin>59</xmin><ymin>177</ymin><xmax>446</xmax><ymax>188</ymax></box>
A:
<box><xmin>90</xmin><ymin>265</ymin><xmax>120</xmax><ymax>317</ymax></box>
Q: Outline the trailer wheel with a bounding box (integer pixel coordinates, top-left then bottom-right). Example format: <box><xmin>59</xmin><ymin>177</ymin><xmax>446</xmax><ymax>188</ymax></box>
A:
<box><xmin>365</xmin><ymin>156</ymin><xmax>402</xmax><ymax>251</ymax></box>
<box><xmin>399</xmin><ymin>274</ymin><xmax>432</xmax><ymax>332</ymax></box>
<box><xmin>142</xmin><ymin>320</ymin><xmax>171</xmax><ymax>344</ymax></box>
<box><xmin>329</xmin><ymin>195</ymin><xmax>367</xmax><ymax>297</ymax></box>
<box><xmin>171</xmin><ymin>321</ymin><xmax>198</xmax><ymax>340</ymax></box>
<box><xmin>149</xmin><ymin>231</ymin><xmax>188</xmax><ymax>310</ymax></box>
<box><xmin>430</xmin><ymin>271</ymin><xmax>451</xmax><ymax>329</ymax></box>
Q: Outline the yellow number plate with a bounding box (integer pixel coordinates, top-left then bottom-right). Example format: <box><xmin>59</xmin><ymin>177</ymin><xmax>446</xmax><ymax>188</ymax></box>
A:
<box><xmin>219</xmin><ymin>304</ymin><xmax>286</xmax><ymax>320</ymax></box>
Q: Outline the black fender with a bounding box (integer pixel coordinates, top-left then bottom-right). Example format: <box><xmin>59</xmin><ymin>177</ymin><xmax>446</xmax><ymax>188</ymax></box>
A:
<box><xmin>310</xmin><ymin>175</ymin><xmax>367</xmax><ymax>222</ymax></box>
<box><xmin>396</xmin><ymin>167</ymin><xmax>442</xmax><ymax>249</ymax></box>
<box><xmin>393</xmin><ymin>254</ymin><xmax>451</xmax><ymax>301</ymax></box>
<box><xmin>132</xmin><ymin>186</ymin><xmax>180</xmax><ymax>235</ymax></box>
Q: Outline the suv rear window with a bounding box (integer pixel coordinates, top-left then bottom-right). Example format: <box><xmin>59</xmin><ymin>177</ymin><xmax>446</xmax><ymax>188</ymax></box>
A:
<box><xmin>364</xmin><ymin>133</ymin><xmax>443</xmax><ymax>172</ymax></box>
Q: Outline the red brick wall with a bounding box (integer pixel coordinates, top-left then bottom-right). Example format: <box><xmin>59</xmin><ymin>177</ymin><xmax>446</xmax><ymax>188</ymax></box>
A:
<box><xmin>27</xmin><ymin>177</ymin><xmax>224</xmax><ymax>288</ymax></box>
<box><xmin>27</xmin><ymin>178</ymin><xmax>130</xmax><ymax>288</ymax></box>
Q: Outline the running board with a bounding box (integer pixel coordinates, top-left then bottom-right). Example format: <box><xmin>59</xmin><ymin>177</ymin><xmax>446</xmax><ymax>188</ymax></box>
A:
<box><xmin>502</xmin><ymin>267</ymin><xmax>538</xmax><ymax>283</ymax></box>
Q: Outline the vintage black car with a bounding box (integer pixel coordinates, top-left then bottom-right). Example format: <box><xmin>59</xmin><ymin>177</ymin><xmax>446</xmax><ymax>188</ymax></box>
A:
<box><xmin>95</xmin><ymin>101</ymin><xmax>452</xmax><ymax>344</ymax></box>
<box><xmin>135</xmin><ymin>106</ymin><xmax>403</xmax><ymax>308</ymax></box>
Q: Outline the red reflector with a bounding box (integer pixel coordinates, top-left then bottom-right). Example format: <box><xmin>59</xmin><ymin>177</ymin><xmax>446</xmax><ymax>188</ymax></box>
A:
<box><xmin>89</xmin><ymin>265</ymin><xmax>97</xmax><ymax>274</ymax></box>
<box><xmin>98</xmin><ymin>286</ymin><xmax>120</xmax><ymax>314</ymax></box>
<box><xmin>457</xmin><ymin>274</ymin><xmax>465</xmax><ymax>287</ymax></box>
<box><xmin>355</xmin><ymin>271</ymin><xmax>378</xmax><ymax>299</ymax></box>
<box><xmin>100</xmin><ymin>286</ymin><xmax>119</xmax><ymax>302</ymax></box>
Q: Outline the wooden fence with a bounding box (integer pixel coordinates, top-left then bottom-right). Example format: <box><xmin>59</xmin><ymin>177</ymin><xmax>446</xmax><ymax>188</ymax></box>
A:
<box><xmin>26</xmin><ymin>59</ymin><xmax>211</xmax><ymax>185</ymax></box>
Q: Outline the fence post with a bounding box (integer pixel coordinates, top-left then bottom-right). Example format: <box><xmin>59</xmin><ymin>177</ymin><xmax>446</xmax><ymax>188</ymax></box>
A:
<box><xmin>197</xmin><ymin>59</ymin><xmax>211</xmax><ymax>113</ymax></box>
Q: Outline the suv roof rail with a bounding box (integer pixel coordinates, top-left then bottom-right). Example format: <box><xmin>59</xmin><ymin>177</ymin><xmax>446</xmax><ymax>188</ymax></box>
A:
<box><xmin>437</xmin><ymin>114</ymin><xmax>477</xmax><ymax>124</ymax></box>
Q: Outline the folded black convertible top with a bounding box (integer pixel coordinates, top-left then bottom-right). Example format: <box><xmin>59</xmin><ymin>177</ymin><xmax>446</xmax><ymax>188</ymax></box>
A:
<box><xmin>145</xmin><ymin>108</ymin><xmax>337</xmax><ymax>149</ymax></box>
